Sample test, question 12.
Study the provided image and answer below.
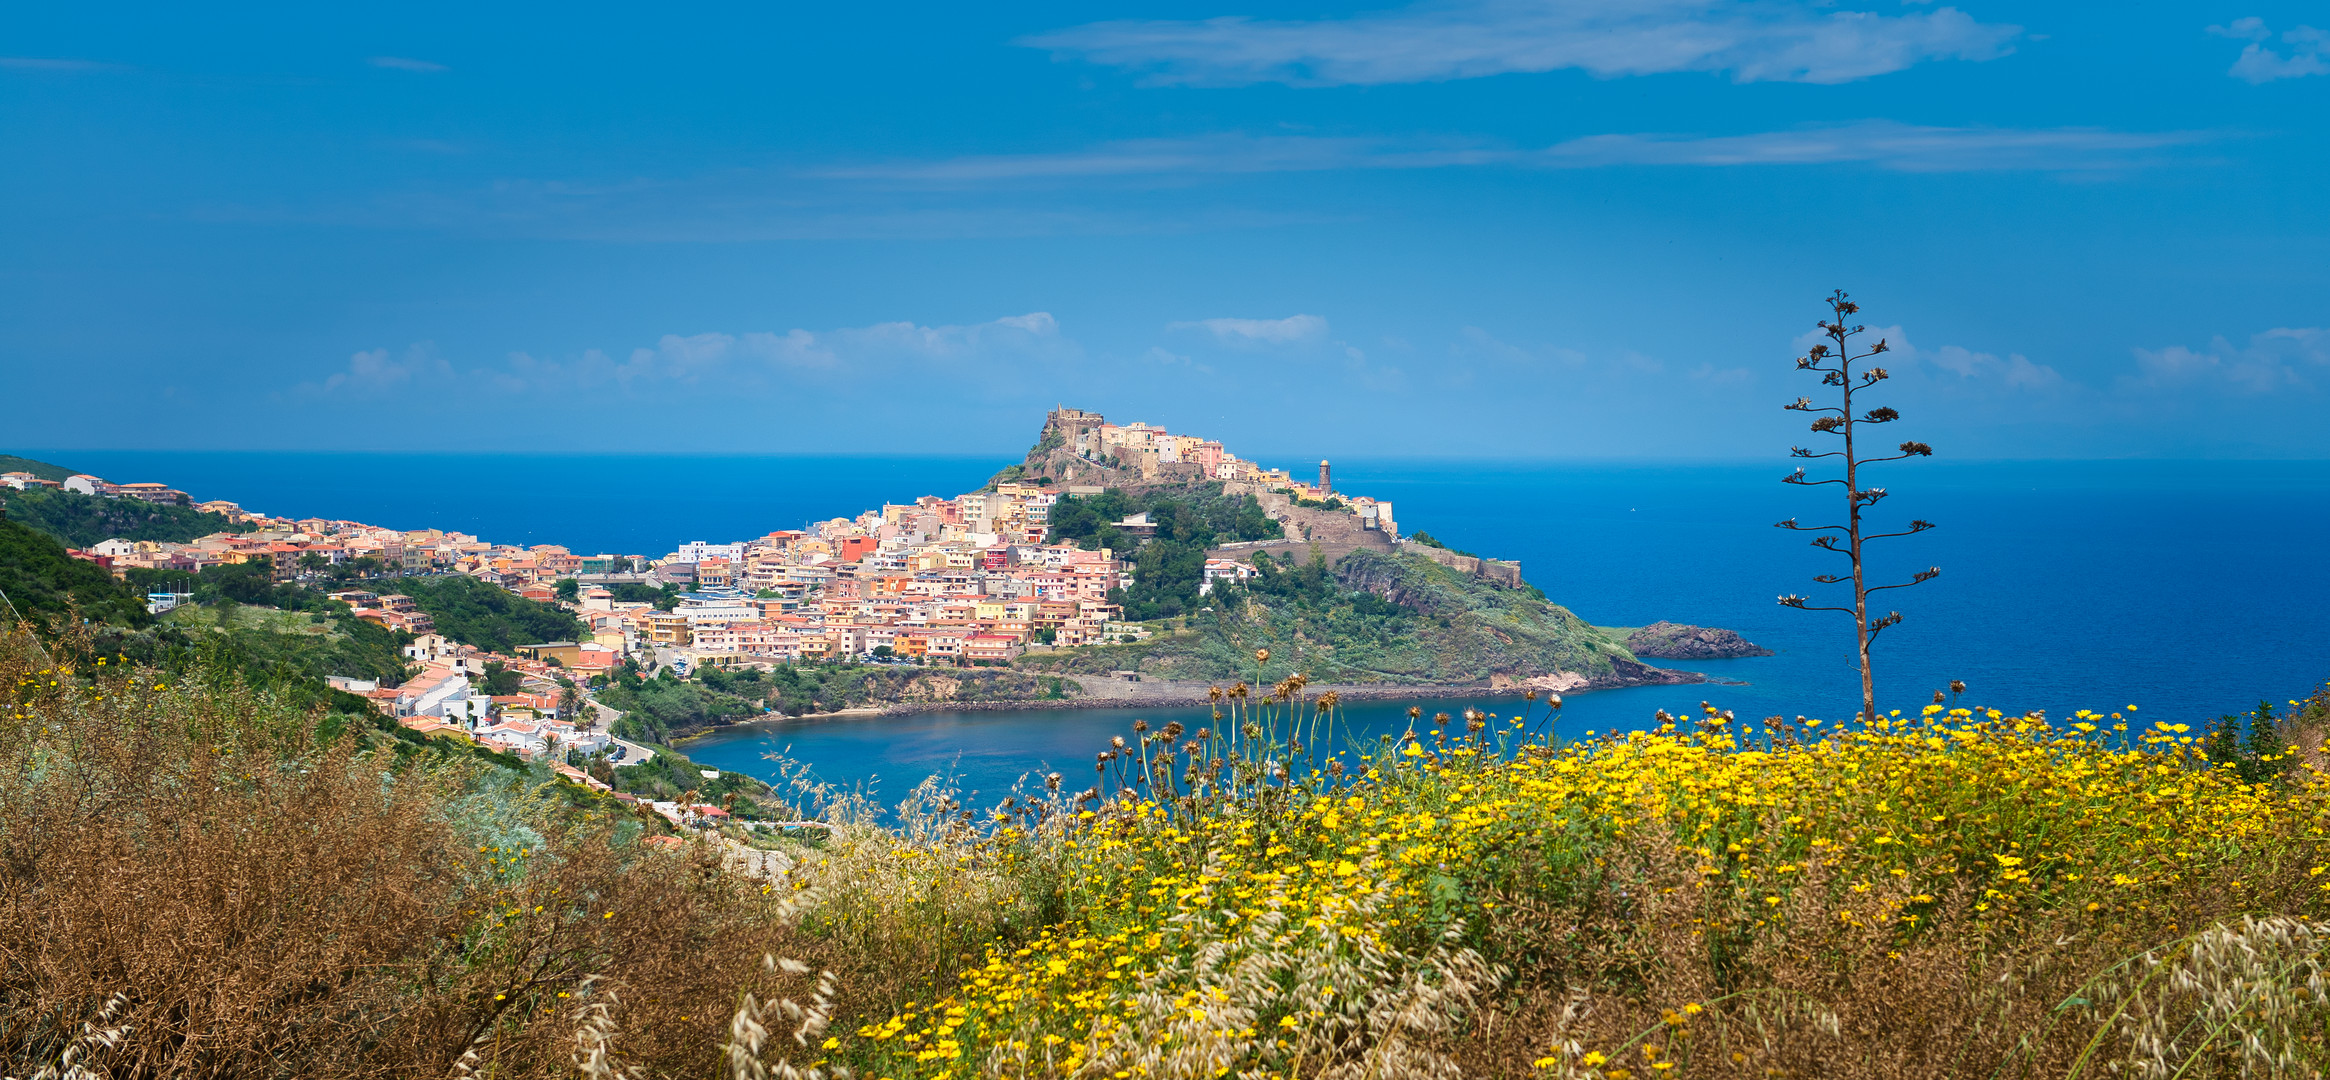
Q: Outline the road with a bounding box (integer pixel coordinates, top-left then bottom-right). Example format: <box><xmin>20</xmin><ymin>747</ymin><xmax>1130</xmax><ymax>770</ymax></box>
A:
<box><xmin>586</xmin><ymin>695</ymin><xmax>658</xmax><ymax>767</ymax></box>
<box><xmin>609</xmin><ymin>736</ymin><xmax>657</xmax><ymax>767</ymax></box>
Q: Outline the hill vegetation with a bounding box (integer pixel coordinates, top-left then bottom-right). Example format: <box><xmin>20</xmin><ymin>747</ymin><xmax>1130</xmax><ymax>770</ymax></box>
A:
<box><xmin>1023</xmin><ymin>547</ymin><xmax>1665</xmax><ymax>687</ymax></box>
<box><xmin>395</xmin><ymin>574</ymin><xmax>584</xmax><ymax>652</ymax></box>
<box><xmin>0</xmin><ymin>487</ymin><xmax>233</xmax><ymax>549</ymax></box>
<box><xmin>0</xmin><ymin>517</ymin><xmax>151</xmax><ymax>628</ymax></box>
<box><xmin>1044</xmin><ymin>484</ymin><xmax>1281</xmax><ymax>621</ymax></box>
<box><xmin>601</xmin><ymin>662</ymin><xmax>1080</xmax><ymax>743</ymax></box>
<box><xmin>0</xmin><ymin>454</ymin><xmax>76</xmax><ymax>483</ymax></box>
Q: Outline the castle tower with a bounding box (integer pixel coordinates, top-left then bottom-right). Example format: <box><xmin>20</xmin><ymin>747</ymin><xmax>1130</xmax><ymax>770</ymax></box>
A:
<box><xmin>1319</xmin><ymin>459</ymin><xmax>1332</xmax><ymax>496</ymax></box>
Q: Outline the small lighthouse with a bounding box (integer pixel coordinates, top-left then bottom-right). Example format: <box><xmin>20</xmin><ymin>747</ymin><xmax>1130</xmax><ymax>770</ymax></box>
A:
<box><xmin>1318</xmin><ymin>459</ymin><xmax>1332</xmax><ymax>497</ymax></box>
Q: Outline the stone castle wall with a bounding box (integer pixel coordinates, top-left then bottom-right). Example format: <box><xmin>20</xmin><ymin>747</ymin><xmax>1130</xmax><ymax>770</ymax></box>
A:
<box><xmin>1397</xmin><ymin>541</ymin><xmax>1524</xmax><ymax>588</ymax></box>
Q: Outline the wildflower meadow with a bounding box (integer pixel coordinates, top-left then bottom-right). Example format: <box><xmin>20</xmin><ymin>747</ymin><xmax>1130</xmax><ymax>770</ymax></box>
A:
<box><xmin>5</xmin><ymin>629</ymin><xmax>2329</xmax><ymax>1078</ymax></box>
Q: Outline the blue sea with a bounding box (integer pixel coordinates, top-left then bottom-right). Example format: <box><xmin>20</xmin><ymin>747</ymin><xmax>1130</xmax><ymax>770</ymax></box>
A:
<box><xmin>35</xmin><ymin>450</ymin><xmax>2330</xmax><ymax>803</ymax></box>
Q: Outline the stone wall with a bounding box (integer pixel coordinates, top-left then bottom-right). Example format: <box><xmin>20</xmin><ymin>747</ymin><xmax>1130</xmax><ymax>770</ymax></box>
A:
<box><xmin>1397</xmin><ymin>541</ymin><xmax>1524</xmax><ymax>588</ymax></box>
<box><xmin>1222</xmin><ymin>481</ymin><xmax>1396</xmax><ymax>554</ymax></box>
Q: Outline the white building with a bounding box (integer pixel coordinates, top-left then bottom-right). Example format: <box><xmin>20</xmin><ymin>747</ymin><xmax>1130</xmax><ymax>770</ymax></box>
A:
<box><xmin>670</xmin><ymin>541</ymin><xmax>746</xmax><ymax>563</ymax></box>
<box><xmin>394</xmin><ymin>668</ymin><xmax>487</xmax><ymax>723</ymax></box>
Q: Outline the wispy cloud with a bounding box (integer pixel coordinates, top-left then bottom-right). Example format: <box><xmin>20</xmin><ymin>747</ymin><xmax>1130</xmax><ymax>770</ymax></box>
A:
<box><xmin>834</xmin><ymin>122</ymin><xmax>2212</xmax><ymax>185</ymax></box>
<box><xmin>1854</xmin><ymin>326</ymin><xmax>2066</xmax><ymax>391</ymax></box>
<box><xmin>368</xmin><ymin>56</ymin><xmax>448</xmax><ymax>73</ymax></box>
<box><xmin>1023</xmin><ymin>0</ymin><xmax>2019</xmax><ymax>87</ymax></box>
<box><xmin>1168</xmin><ymin>314</ymin><xmax>1330</xmax><ymax>345</ymax></box>
<box><xmin>317</xmin><ymin>343</ymin><xmax>455</xmax><ymax>394</ymax></box>
<box><xmin>2207</xmin><ymin>17</ymin><xmax>2328</xmax><ymax>82</ymax></box>
<box><xmin>2125</xmin><ymin>327</ymin><xmax>2330</xmax><ymax>393</ymax></box>
<box><xmin>817</xmin><ymin>134</ymin><xmax>1505</xmax><ymax>183</ymax></box>
<box><xmin>0</xmin><ymin>56</ymin><xmax>123</xmax><ymax>72</ymax></box>
<box><xmin>306</xmin><ymin>314</ymin><xmax>1077</xmax><ymax>397</ymax></box>
<box><xmin>1533</xmin><ymin>122</ymin><xmax>2208</xmax><ymax>172</ymax></box>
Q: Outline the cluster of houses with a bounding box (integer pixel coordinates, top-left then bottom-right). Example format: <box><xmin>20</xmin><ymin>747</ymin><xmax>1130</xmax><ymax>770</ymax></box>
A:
<box><xmin>2</xmin><ymin>470</ymin><xmax>195</xmax><ymax>505</ymax></box>
<box><xmin>327</xmin><ymin>633</ymin><xmax>608</xmax><ymax>761</ymax></box>
<box><xmin>36</xmin><ymin>411</ymin><xmax>1388</xmax><ymax>732</ymax></box>
<box><xmin>600</xmin><ymin>515</ymin><xmax>1143</xmax><ymax>671</ymax></box>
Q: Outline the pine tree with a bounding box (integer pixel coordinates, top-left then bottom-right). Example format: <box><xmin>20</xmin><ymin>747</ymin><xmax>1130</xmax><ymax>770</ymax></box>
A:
<box><xmin>2204</xmin><ymin>713</ymin><xmax>2246</xmax><ymax>771</ymax></box>
<box><xmin>2243</xmin><ymin>699</ymin><xmax>2288</xmax><ymax>783</ymax></box>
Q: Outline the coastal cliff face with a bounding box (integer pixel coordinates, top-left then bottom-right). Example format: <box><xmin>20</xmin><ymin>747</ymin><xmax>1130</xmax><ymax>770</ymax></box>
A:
<box><xmin>1623</xmin><ymin>621</ymin><xmax>1774</xmax><ymax>660</ymax></box>
<box><xmin>1019</xmin><ymin>549</ymin><xmax>1698</xmax><ymax>690</ymax></box>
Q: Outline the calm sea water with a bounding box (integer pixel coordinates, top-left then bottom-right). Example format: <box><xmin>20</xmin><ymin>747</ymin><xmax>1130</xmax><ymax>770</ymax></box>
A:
<box><xmin>35</xmin><ymin>450</ymin><xmax>2330</xmax><ymax>803</ymax></box>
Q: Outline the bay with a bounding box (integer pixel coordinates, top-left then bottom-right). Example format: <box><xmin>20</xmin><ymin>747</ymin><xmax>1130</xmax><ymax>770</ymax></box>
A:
<box><xmin>30</xmin><ymin>449</ymin><xmax>2330</xmax><ymax>803</ymax></box>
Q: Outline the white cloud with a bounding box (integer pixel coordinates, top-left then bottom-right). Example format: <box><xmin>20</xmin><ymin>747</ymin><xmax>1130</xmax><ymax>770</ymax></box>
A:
<box><xmin>2210</xmin><ymin>18</ymin><xmax>2327</xmax><ymax>82</ymax></box>
<box><xmin>1796</xmin><ymin>324</ymin><xmax>2065</xmax><ymax>392</ymax></box>
<box><xmin>315</xmin><ymin>343</ymin><xmax>455</xmax><ymax>394</ymax></box>
<box><xmin>1170</xmin><ymin>314</ymin><xmax>1330</xmax><ymax>345</ymax></box>
<box><xmin>369</xmin><ymin>56</ymin><xmax>448</xmax><ymax>72</ymax></box>
<box><xmin>829</xmin><ymin>123</ymin><xmax>2209</xmax><ymax>186</ymax></box>
<box><xmin>1023</xmin><ymin>0</ymin><xmax>2019</xmax><ymax>87</ymax></box>
<box><xmin>2207</xmin><ymin>16</ymin><xmax>2273</xmax><ymax>41</ymax></box>
<box><xmin>2126</xmin><ymin>327</ymin><xmax>2330</xmax><ymax>393</ymax></box>
<box><xmin>1921</xmin><ymin>344</ymin><xmax>2064</xmax><ymax>389</ymax></box>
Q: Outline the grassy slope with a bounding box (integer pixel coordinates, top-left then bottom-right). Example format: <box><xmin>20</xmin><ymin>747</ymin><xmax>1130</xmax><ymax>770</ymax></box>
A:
<box><xmin>1021</xmin><ymin>548</ymin><xmax>1640</xmax><ymax>685</ymax></box>
<box><xmin>156</xmin><ymin>601</ymin><xmax>416</xmax><ymax>684</ymax></box>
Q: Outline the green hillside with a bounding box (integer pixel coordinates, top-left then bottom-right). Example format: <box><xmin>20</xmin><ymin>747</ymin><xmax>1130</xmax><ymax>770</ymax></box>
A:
<box><xmin>1020</xmin><ymin>547</ymin><xmax>1662</xmax><ymax>687</ymax></box>
<box><xmin>0</xmin><ymin>488</ymin><xmax>233</xmax><ymax>549</ymax></box>
<box><xmin>1043</xmin><ymin>484</ymin><xmax>1281</xmax><ymax>620</ymax></box>
<box><xmin>0</xmin><ymin>454</ymin><xmax>76</xmax><ymax>483</ymax></box>
<box><xmin>153</xmin><ymin>600</ymin><xmax>415</xmax><ymax>685</ymax></box>
<box><xmin>396</xmin><ymin>573</ymin><xmax>585</xmax><ymax>652</ymax></box>
<box><xmin>0</xmin><ymin>517</ymin><xmax>151</xmax><ymax>629</ymax></box>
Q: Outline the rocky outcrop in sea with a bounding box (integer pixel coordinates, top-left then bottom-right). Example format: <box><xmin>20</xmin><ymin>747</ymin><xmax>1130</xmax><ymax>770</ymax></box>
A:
<box><xmin>1624</xmin><ymin>621</ymin><xmax>1773</xmax><ymax>660</ymax></box>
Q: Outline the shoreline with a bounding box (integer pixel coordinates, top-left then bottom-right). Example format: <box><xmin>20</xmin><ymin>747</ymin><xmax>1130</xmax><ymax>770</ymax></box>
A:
<box><xmin>696</xmin><ymin>666</ymin><xmax>1711</xmax><ymax>730</ymax></box>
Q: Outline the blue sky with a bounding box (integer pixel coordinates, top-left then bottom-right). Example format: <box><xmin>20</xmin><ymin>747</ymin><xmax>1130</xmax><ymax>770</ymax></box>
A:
<box><xmin>4</xmin><ymin>2</ymin><xmax>2327</xmax><ymax>459</ymax></box>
